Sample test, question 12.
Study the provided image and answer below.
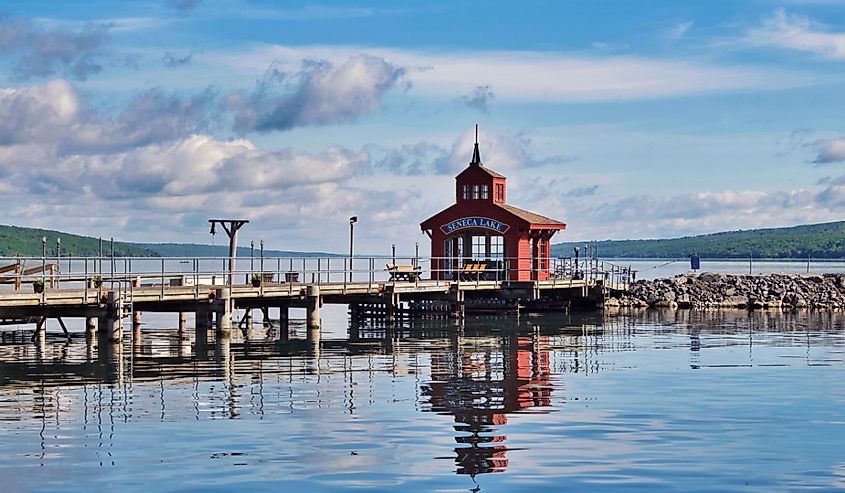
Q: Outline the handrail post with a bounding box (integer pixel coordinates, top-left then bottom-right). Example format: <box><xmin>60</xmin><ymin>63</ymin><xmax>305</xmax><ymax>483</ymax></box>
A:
<box><xmin>160</xmin><ymin>258</ymin><xmax>165</xmax><ymax>299</ymax></box>
<box><xmin>84</xmin><ymin>258</ymin><xmax>89</xmax><ymax>303</ymax></box>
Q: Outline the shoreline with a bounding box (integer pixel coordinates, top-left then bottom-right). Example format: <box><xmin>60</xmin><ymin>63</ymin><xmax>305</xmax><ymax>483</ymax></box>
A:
<box><xmin>608</xmin><ymin>272</ymin><xmax>845</xmax><ymax>310</ymax></box>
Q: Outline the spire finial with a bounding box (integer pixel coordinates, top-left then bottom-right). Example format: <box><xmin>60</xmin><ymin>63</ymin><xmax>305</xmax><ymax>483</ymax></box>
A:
<box><xmin>470</xmin><ymin>123</ymin><xmax>482</xmax><ymax>166</ymax></box>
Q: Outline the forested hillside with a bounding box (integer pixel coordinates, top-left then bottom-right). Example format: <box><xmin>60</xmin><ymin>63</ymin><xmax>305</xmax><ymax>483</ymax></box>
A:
<box><xmin>551</xmin><ymin>221</ymin><xmax>845</xmax><ymax>259</ymax></box>
<box><xmin>0</xmin><ymin>226</ymin><xmax>341</xmax><ymax>257</ymax></box>
<box><xmin>3</xmin><ymin>221</ymin><xmax>845</xmax><ymax>259</ymax></box>
<box><xmin>0</xmin><ymin>225</ymin><xmax>157</xmax><ymax>257</ymax></box>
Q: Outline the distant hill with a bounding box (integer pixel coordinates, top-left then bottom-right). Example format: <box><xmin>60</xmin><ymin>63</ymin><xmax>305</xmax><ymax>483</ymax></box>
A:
<box><xmin>139</xmin><ymin>243</ymin><xmax>343</xmax><ymax>258</ymax></box>
<box><xmin>5</xmin><ymin>221</ymin><xmax>845</xmax><ymax>260</ymax></box>
<box><xmin>0</xmin><ymin>225</ymin><xmax>157</xmax><ymax>257</ymax></box>
<box><xmin>0</xmin><ymin>225</ymin><xmax>343</xmax><ymax>258</ymax></box>
<box><xmin>551</xmin><ymin>221</ymin><xmax>845</xmax><ymax>259</ymax></box>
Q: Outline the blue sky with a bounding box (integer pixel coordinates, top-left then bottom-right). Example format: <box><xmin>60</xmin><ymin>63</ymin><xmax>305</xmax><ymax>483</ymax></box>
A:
<box><xmin>2</xmin><ymin>0</ymin><xmax>845</xmax><ymax>254</ymax></box>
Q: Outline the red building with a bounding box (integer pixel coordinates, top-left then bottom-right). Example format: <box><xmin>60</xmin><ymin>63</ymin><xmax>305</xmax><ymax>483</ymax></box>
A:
<box><xmin>420</xmin><ymin>129</ymin><xmax>566</xmax><ymax>281</ymax></box>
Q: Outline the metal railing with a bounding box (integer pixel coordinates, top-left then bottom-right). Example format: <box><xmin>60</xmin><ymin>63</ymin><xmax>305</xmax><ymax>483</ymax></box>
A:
<box><xmin>0</xmin><ymin>255</ymin><xmax>634</xmax><ymax>301</ymax></box>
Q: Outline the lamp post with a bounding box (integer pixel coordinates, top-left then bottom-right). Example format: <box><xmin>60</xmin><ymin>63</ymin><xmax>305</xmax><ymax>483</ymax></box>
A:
<box><xmin>41</xmin><ymin>236</ymin><xmax>46</xmax><ymax>294</ymax></box>
<box><xmin>56</xmin><ymin>238</ymin><xmax>61</xmax><ymax>288</ymax></box>
<box><xmin>349</xmin><ymin>216</ymin><xmax>358</xmax><ymax>283</ymax></box>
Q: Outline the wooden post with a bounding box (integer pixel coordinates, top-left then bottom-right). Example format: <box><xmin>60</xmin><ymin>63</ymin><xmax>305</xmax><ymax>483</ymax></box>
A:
<box><xmin>278</xmin><ymin>305</ymin><xmax>289</xmax><ymax>341</ymax></box>
<box><xmin>386</xmin><ymin>293</ymin><xmax>399</xmax><ymax>323</ymax></box>
<box><xmin>245</xmin><ymin>308</ymin><xmax>254</xmax><ymax>330</ymax></box>
<box><xmin>306</xmin><ymin>285</ymin><xmax>321</xmax><ymax>329</ymax></box>
<box><xmin>102</xmin><ymin>291</ymin><xmax>122</xmax><ymax>342</ymax></box>
<box><xmin>86</xmin><ymin>317</ymin><xmax>97</xmax><ymax>339</ymax></box>
<box><xmin>34</xmin><ymin>316</ymin><xmax>47</xmax><ymax>345</ymax></box>
<box><xmin>450</xmin><ymin>290</ymin><xmax>465</xmax><ymax>319</ymax></box>
<box><xmin>216</xmin><ymin>288</ymin><xmax>232</xmax><ymax>334</ymax></box>
<box><xmin>195</xmin><ymin>306</ymin><xmax>211</xmax><ymax>358</ymax></box>
<box><xmin>178</xmin><ymin>311</ymin><xmax>188</xmax><ymax>340</ymax></box>
<box><xmin>307</xmin><ymin>325</ymin><xmax>321</xmax><ymax>359</ymax></box>
<box><xmin>131</xmin><ymin>310</ymin><xmax>142</xmax><ymax>353</ymax></box>
<box><xmin>57</xmin><ymin>317</ymin><xmax>71</xmax><ymax>342</ymax></box>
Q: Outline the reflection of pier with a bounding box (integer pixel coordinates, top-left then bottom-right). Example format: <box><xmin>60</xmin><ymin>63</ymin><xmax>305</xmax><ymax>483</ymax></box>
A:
<box><xmin>422</xmin><ymin>330</ymin><xmax>553</xmax><ymax>476</ymax></box>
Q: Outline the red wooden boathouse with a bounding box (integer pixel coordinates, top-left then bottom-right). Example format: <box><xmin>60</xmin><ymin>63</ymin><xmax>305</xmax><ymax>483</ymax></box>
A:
<box><xmin>420</xmin><ymin>128</ymin><xmax>566</xmax><ymax>281</ymax></box>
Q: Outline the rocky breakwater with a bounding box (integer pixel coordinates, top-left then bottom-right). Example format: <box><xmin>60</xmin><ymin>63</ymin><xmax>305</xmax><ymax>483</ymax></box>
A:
<box><xmin>607</xmin><ymin>272</ymin><xmax>845</xmax><ymax>310</ymax></box>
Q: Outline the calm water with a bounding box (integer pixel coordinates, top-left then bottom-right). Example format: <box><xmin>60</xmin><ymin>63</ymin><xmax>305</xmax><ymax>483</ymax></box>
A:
<box><xmin>2</xmin><ymin>307</ymin><xmax>845</xmax><ymax>492</ymax></box>
<box><xmin>616</xmin><ymin>258</ymin><xmax>845</xmax><ymax>280</ymax></box>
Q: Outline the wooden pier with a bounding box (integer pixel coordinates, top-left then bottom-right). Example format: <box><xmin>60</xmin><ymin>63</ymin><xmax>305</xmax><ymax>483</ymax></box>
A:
<box><xmin>0</xmin><ymin>255</ymin><xmax>631</xmax><ymax>344</ymax></box>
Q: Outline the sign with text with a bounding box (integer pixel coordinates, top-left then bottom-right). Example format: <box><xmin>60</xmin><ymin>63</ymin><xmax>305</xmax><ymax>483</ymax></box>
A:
<box><xmin>441</xmin><ymin>217</ymin><xmax>510</xmax><ymax>235</ymax></box>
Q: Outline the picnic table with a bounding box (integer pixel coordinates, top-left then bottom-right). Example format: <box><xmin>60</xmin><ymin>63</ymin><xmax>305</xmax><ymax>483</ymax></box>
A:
<box><xmin>387</xmin><ymin>264</ymin><xmax>422</xmax><ymax>281</ymax></box>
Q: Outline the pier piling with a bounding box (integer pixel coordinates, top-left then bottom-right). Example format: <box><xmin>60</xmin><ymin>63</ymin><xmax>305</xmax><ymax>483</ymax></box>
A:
<box><xmin>306</xmin><ymin>285</ymin><xmax>321</xmax><ymax>329</ymax></box>
<box><xmin>100</xmin><ymin>291</ymin><xmax>122</xmax><ymax>342</ymax></box>
<box><xmin>278</xmin><ymin>305</ymin><xmax>289</xmax><ymax>341</ymax></box>
<box><xmin>86</xmin><ymin>317</ymin><xmax>97</xmax><ymax>339</ymax></box>
<box><xmin>215</xmin><ymin>288</ymin><xmax>232</xmax><ymax>334</ymax></box>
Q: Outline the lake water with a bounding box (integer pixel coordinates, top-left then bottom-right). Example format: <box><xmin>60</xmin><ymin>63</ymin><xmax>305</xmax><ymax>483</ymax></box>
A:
<box><xmin>2</xmin><ymin>306</ymin><xmax>845</xmax><ymax>492</ymax></box>
<box><xmin>612</xmin><ymin>258</ymin><xmax>845</xmax><ymax>280</ymax></box>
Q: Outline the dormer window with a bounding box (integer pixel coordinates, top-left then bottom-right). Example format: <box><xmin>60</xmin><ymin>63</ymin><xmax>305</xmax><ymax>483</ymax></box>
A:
<box><xmin>495</xmin><ymin>183</ymin><xmax>505</xmax><ymax>202</ymax></box>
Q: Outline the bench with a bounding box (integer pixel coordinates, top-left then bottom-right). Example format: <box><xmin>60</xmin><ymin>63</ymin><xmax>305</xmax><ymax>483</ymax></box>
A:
<box><xmin>459</xmin><ymin>262</ymin><xmax>489</xmax><ymax>281</ymax></box>
<box><xmin>458</xmin><ymin>261</ymin><xmax>505</xmax><ymax>281</ymax></box>
<box><xmin>387</xmin><ymin>264</ymin><xmax>421</xmax><ymax>282</ymax></box>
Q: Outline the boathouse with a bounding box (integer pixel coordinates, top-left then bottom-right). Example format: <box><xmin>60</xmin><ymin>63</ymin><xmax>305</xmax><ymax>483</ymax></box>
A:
<box><xmin>420</xmin><ymin>128</ymin><xmax>566</xmax><ymax>281</ymax></box>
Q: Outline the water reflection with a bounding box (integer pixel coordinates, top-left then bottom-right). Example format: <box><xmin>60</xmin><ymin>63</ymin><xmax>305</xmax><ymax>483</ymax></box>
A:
<box><xmin>0</xmin><ymin>309</ymin><xmax>844</xmax><ymax>490</ymax></box>
<box><xmin>422</xmin><ymin>329</ymin><xmax>553</xmax><ymax>475</ymax></box>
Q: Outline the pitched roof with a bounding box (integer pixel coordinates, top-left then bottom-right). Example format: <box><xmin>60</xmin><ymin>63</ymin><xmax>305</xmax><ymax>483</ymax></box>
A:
<box><xmin>478</xmin><ymin>166</ymin><xmax>506</xmax><ymax>178</ymax></box>
<box><xmin>457</xmin><ymin>164</ymin><xmax>506</xmax><ymax>179</ymax></box>
<box><xmin>496</xmin><ymin>203</ymin><xmax>566</xmax><ymax>227</ymax></box>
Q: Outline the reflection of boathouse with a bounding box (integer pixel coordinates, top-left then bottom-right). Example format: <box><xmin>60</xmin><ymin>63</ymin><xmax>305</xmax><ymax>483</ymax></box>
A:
<box><xmin>422</xmin><ymin>333</ymin><xmax>552</xmax><ymax>475</ymax></box>
<box><xmin>420</xmin><ymin>128</ymin><xmax>566</xmax><ymax>281</ymax></box>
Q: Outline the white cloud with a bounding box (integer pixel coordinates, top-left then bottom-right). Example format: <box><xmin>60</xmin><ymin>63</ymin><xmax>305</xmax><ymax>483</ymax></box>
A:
<box><xmin>227</xmin><ymin>55</ymin><xmax>406</xmax><ymax>132</ymax></box>
<box><xmin>30</xmin><ymin>134</ymin><xmax>368</xmax><ymax>198</ymax></box>
<box><xmin>814</xmin><ymin>138</ymin><xmax>845</xmax><ymax>163</ymax></box>
<box><xmin>227</xmin><ymin>44</ymin><xmax>811</xmax><ymax>103</ymax></box>
<box><xmin>0</xmin><ymin>80</ymin><xmax>81</xmax><ymax>146</ymax></box>
<box><xmin>744</xmin><ymin>9</ymin><xmax>845</xmax><ymax>59</ymax></box>
<box><xmin>0</xmin><ymin>79</ymin><xmax>216</xmax><ymax>153</ymax></box>
<box><xmin>434</xmin><ymin>126</ymin><xmax>572</xmax><ymax>172</ymax></box>
<box><xmin>555</xmin><ymin>187</ymin><xmax>845</xmax><ymax>241</ymax></box>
